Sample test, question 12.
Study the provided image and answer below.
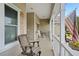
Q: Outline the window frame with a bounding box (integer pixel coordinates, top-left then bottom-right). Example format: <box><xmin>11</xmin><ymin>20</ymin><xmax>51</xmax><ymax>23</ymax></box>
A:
<box><xmin>0</xmin><ymin>3</ymin><xmax>21</xmax><ymax>53</ymax></box>
<box><xmin>5</xmin><ymin>4</ymin><xmax>18</xmax><ymax>44</ymax></box>
<box><xmin>4</xmin><ymin>3</ymin><xmax>20</xmax><ymax>45</ymax></box>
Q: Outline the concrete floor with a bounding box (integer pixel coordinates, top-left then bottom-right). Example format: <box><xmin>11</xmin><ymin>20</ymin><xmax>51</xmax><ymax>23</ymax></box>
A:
<box><xmin>39</xmin><ymin>37</ymin><xmax>54</xmax><ymax>56</ymax></box>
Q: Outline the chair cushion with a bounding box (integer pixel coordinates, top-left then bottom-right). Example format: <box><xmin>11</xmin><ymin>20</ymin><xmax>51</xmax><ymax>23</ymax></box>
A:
<box><xmin>25</xmin><ymin>46</ymin><xmax>40</xmax><ymax>55</ymax></box>
<box><xmin>32</xmin><ymin>47</ymin><xmax>40</xmax><ymax>54</ymax></box>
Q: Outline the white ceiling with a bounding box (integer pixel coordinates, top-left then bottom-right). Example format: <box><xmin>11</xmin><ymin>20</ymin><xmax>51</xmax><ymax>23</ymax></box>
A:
<box><xmin>26</xmin><ymin>3</ymin><xmax>52</xmax><ymax>19</ymax></box>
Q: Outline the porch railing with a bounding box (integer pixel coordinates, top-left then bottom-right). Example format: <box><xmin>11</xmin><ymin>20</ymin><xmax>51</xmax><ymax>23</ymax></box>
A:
<box><xmin>52</xmin><ymin>34</ymin><xmax>79</xmax><ymax>56</ymax></box>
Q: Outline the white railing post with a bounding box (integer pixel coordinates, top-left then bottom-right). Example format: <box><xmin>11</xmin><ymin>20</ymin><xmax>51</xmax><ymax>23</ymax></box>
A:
<box><xmin>50</xmin><ymin>4</ymin><xmax>61</xmax><ymax>56</ymax></box>
<box><xmin>50</xmin><ymin>8</ymin><xmax>54</xmax><ymax>49</ymax></box>
<box><xmin>60</xmin><ymin>4</ymin><xmax>65</xmax><ymax>56</ymax></box>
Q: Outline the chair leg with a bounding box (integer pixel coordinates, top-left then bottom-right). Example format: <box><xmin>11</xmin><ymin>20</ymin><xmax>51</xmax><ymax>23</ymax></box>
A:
<box><xmin>38</xmin><ymin>51</ymin><xmax>41</xmax><ymax>56</ymax></box>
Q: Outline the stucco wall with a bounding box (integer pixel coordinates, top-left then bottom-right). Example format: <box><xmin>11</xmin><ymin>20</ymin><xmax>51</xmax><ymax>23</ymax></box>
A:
<box><xmin>40</xmin><ymin>19</ymin><xmax>49</xmax><ymax>32</ymax></box>
<box><xmin>14</xmin><ymin>3</ymin><xmax>27</xmax><ymax>34</ymax></box>
<box><xmin>40</xmin><ymin>19</ymin><xmax>50</xmax><ymax>37</ymax></box>
<box><xmin>27</xmin><ymin>13</ymin><xmax>40</xmax><ymax>40</ymax></box>
<box><xmin>27</xmin><ymin>13</ymin><xmax>34</xmax><ymax>40</ymax></box>
<box><xmin>20</xmin><ymin>12</ymin><xmax>27</xmax><ymax>34</ymax></box>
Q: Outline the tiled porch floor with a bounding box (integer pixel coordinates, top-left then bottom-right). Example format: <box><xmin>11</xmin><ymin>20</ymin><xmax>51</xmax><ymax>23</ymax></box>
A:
<box><xmin>39</xmin><ymin>37</ymin><xmax>54</xmax><ymax>56</ymax></box>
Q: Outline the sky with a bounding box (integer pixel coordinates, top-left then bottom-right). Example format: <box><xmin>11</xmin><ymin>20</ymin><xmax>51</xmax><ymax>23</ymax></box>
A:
<box><xmin>65</xmin><ymin>3</ymin><xmax>79</xmax><ymax>16</ymax></box>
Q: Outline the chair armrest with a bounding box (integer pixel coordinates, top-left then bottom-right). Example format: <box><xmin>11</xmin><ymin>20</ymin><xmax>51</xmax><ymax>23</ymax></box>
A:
<box><xmin>25</xmin><ymin>45</ymin><xmax>33</xmax><ymax>48</ymax></box>
<box><xmin>29</xmin><ymin>40</ymin><xmax>39</xmax><ymax>47</ymax></box>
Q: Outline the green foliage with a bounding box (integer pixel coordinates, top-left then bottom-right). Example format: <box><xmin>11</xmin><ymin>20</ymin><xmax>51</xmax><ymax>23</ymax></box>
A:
<box><xmin>69</xmin><ymin>41</ymin><xmax>79</xmax><ymax>47</ymax></box>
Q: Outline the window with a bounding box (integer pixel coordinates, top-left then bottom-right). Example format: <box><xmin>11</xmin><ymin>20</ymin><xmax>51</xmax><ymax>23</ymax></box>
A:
<box><xmin>5</xmin><ymin>5</ymin><xmax>18</xmax><ymax>44</ymax></box>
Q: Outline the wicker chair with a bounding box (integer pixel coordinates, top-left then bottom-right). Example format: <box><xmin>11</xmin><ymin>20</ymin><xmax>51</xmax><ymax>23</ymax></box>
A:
<box><xmin>17</xmin><ymin>34</ymin><xmax>41</xmax><ymax>56</ymax></box>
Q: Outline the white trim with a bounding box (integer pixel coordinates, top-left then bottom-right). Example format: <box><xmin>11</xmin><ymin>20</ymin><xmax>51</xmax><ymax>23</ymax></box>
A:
<box><xmin>17</xmin><ymin>10</ymin><xmax>20</xmax><ymax>35</ymax></box>
<box><xmin>5</xmin><ymin>3</ymin><xmax>21</xmax><ymax>11</ymax></box>
<box><xmin>5</xmin><ymin>25</ymin><xmax>18</xmax><ymax>27</ymax></box>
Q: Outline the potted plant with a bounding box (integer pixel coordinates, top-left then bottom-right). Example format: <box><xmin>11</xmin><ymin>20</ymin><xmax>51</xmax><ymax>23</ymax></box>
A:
<box><xmin>69</xmin><ymin>41</ymin><xmax>79</xmax><ymax>51</ymax></box>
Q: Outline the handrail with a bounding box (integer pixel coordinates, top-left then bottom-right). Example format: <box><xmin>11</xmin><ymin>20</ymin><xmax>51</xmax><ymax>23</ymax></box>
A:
<box><xmin>53</xmin><ymin>35</ymin><xmax>79</xmax><ymax>56</ymax></box>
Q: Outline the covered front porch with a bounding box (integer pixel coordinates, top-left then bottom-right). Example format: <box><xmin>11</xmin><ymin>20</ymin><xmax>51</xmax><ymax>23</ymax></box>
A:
<box><xmin>0</xmin><ymin>3</ymin><xmax>79</xmax><ymax>56</ymax></box>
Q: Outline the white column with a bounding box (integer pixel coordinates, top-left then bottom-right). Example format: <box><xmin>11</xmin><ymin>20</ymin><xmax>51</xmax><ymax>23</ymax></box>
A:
<box><xmin>49</xmin><ymin>4</ymin><xmax>55</xmax><ymax>49</ymax></box>
<box><xmin>60</xmin><ymin>4</ymin><xmax>65</xmax><ymax>56</ymax></box>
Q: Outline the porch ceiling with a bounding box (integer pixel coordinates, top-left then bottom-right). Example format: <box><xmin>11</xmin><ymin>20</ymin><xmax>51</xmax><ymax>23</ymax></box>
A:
<box><xmin>26</xmin><ymin>3</ymin><xmax>54</xmax><ymax>19</ymax></box>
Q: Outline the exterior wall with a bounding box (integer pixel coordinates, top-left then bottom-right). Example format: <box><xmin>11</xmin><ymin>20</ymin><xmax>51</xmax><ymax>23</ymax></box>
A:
<box><xmin>20</xmin><ymin>12</ymin><xmax>27</xmax><ymax>34</ymax></box>
<box><xmin>27</xmin><ymin>13</ymin><xmax>40</xmax><ymax>40</ymax></box>
<box><xmin>0</xmin><ymin>3</ymin><xmax>26</xmax><ymax>56</ymax></box>
<box><xmin>14</xmin><ymin>3</ymin><xmax>27</xmax><ymax>34</ymax></box>
<box><xmin>40</xmin><ymin>19</ymin><xmax>49</xmax><ymax>32</ymax></box>
<box><xmin>27</xmin><ymin>13</ymin><xmax>34</xmax><ymax>40</ymax></box>
<box><xmin>40</xmin><ymin>19</ymin><xmax>49</xmax><ymax>37</ymax></box>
